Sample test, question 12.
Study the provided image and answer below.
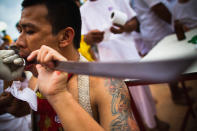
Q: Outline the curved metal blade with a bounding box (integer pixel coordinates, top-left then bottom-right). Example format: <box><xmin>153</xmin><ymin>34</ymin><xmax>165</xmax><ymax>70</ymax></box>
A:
<box><xmin>54</xmin><ymin>54</ymin><xmax>197</xmax><ymax>82</ymax></box>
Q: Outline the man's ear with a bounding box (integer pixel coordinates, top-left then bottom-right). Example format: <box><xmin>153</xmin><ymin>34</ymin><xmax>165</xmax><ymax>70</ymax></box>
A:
<box><xmin>59</xmin><ymin>27</ymin><xmax>75</xmax><ymax>48</ymax></box>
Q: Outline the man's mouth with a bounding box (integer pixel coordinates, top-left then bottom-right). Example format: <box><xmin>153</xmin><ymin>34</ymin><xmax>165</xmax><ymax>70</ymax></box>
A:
<box><xmin>19</xmin><ymin>51</ymin><xmax>29</xmax><ymax>59</ymax></box>
<box><xmin>18</xmin><ymin>50</ymin><xmax>36</xmax><ymax>70</ymax></box>
<box><xmin>8</xmin><ymin>45</ymin><xmax>36</xmax><ymax>70</ymax></box>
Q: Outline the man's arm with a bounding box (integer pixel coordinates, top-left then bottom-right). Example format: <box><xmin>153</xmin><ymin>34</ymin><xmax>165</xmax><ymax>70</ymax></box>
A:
<box><xmin>84</xmin><ymin>30</ymin><xmax>104</xmax><ymax>45</ymax></box>
<box><xmin>110</xmin><ymin>17</ymin><xmax>140</xmax><ymax>34</ymax></box>
<box><xmin>151</xmin><ymin>2</ymin><xmax>172</xmax><ymax>24</ymax></box>
<box><xmin>92</xmin><ymin>77</ymin><xmax>139</xmax><ymax>130</ymax></box>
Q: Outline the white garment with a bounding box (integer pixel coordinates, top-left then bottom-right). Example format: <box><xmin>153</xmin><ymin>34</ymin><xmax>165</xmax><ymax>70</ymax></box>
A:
<box><xmin>6</xmin><ymin>79</ymin><xmax>37</xmax><ymax>111</ymax></box>
<box><xmin>132</xmin><ymin>0</ymin><xmax>173</xmax><ymax>55</ymax></box>
<box><xmin>0</xmin><ymin>72</ymin><xmax>32</xmax><ymax>131</ymax></box>
<box><xmin>131</xmin><ymin>0</ymin><xmax>173</xmax><ymax>128</ymax></box>
<box><xmin>160</xmin><ymin>0</ymin><xmax>176</xmax><ymax>12</ymax></box>
<box><xmin>129</xmin><ymin>85</ymin><xmax>156</xmax><ymax>128</ymax></box>
<box><xmin>0</xmin><ymin>114</ymin><xmax>31</xmax><ymax>131</ymax></box>
<box><xmin>81</xmin><ymin>0</ymin><xmax>140</xmax><ymax>62</ymax></box>
<box><xmin>81</xmin><ymin>0</ymin><xmax>157</xmax><ymax>129</ymax></box>
<box><xmin>172</xmin><ymin>0</ymin><xmax>197</xmax><ymax>29</ymax></box>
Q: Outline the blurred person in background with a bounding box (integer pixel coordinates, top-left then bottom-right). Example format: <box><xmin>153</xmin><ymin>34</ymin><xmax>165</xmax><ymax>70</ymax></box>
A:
<box><xmin>172</xmin><ymin>0</ymin><xmax>197</xmax><ymax>31</ymax></box>
<box><xmin>80</xmin><ymin>0</ymin><xmax>170</xmax><ymax>131</ymax></box>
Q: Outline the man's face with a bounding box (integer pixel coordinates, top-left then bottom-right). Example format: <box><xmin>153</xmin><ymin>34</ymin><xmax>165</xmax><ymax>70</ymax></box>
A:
<box><xmin>16</xmin><ymin>4</ymin><xmax>59</xmax><ymax>58</ymax></box>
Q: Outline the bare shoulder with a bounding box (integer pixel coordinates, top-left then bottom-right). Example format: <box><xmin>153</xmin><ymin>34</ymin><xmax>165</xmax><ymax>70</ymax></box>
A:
<box><xmin>90</xmin><ymin>76</ymin><xmax>130</xmax><ymax>108</ymax></box>
<box><xmin>90</xmin><ymin>76</ymin><xmax>126</xmax><ymax>89</ymax></box>
<box><xmin>89</xmin><ymin>76</ymin><xmax>129</xmax><ymax>97</ymax></box>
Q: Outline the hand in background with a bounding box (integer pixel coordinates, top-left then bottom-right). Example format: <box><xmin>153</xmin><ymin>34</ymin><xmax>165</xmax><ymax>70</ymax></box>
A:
<box><xmin>110</xmin><ymin>17</ymin><xmax>139</xmax><ymax>34</ymax></box>
<box><xmin>84</xmin><ymin>30</ymin><xmax>104</xmax><ymax>45</ymax></box>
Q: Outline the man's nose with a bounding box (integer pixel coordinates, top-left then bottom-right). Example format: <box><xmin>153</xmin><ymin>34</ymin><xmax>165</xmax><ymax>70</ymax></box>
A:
<box><xmin>15</xmin><ymin>34</ymin><xmax>26</xmax><ymax>48</ymax></box>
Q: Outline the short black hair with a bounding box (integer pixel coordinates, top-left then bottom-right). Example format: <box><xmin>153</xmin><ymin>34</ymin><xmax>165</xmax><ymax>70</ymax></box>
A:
<box><xmin>22</xmin><ymin>0</ymin><xmax>81</xmax><ymax>49</ymax></box>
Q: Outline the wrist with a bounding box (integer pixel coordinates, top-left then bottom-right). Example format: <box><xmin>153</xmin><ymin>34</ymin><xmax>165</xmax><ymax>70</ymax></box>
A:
<box><xmin>47</xmin><ymin>90</ymin><xmax>72</xmax><ymax>105</ymax></box>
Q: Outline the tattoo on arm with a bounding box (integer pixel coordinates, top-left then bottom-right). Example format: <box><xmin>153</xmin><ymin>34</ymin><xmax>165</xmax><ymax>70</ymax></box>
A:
<box><xmin>105</xmin><ymin>79</ymin><xmax>139</xmax><ymax>131</ymax></box>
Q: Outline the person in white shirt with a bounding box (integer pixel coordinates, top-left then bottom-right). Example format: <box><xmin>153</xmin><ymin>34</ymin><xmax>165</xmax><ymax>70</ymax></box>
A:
<box><xmin>130</xmin><ymin>0</ymin><xmax>175</xmax><ymax>130</ymax></box>
<box><xmin>80</xmin><ymin>0</ymin><xmax>165</xmax><ymax>130</ymax></box>
<box><xmin>172</xmin><ymin>0</ymin><xmax>197</xmax><ymax>30</ymax></box>
<box><xmin>81</xmin><ymin>0</ymin><xmax>140</xmax><ymax>62</ymax></box>
<box><xmin>131</xmin><ymin>0</ymin><xmax>173</xmax><ymax>56</ymax></box>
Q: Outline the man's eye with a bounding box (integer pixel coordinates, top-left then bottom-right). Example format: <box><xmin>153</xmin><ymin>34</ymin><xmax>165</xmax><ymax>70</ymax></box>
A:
<box><xmin>17</xmin><ymin>28</ymin><xmax>22</xmax><ymax>33</ymax></box>
<box><xmin>26</xmin><ymin>31</ymin><xmax>35</xmax><ymax>34</ymax></box>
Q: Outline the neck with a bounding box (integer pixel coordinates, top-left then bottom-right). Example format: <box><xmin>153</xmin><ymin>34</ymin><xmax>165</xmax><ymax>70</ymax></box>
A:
<box><xmin>60</xmin><ymin>45</ymin><xmax>79</xmax><ymax>61</ymax></box>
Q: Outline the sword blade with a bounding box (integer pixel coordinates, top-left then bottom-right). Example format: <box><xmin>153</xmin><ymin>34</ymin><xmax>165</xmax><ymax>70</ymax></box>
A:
<box><xmin>54</xmin><ymin>54</ymin><xmax>197</xmax><ymax>82</ymax></box>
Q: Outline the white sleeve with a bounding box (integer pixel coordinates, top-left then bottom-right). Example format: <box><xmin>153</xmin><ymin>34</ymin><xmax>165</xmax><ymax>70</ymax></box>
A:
<box><xmin>81</xmin><ymin>16</ymin><xmax>89</xmax><ymax>35</ymax></box>
<box><xmin>80</xmin><ymin>6</ymin><xmax>90</xmax><ymax>35</ymax></box>
<box><xmin>144</xmin><ymin>0</ymin><xmax>161</xmax><ymax>8</ymax></box>
<box><xmin>117</xmin><ymin>0</ymin><xmax>137</xmax><ymax>19</ymax></box>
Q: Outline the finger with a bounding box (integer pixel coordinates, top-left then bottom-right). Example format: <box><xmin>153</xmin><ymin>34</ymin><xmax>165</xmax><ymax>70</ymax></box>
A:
<box><xmin>92</xmin><ymin>31</ymin><xmax>104</xmax><ymax>35</ymax></box>
<box><xmin>94</xmin><ymin>35</ymin><xmax>105</xmax><ymax>42</ymax></box>
<box><xmin>92</xmin><ymin>32</ymin><xmax>104</xmax><ymax>37</ymax></box>
<box><xmin>3</xmin><ymin>54</ymin><xmax>19</xmax><ymax>63</ymax></box>
<box><xmin>40</xmin><ymin>49</ymin><xmax>49</xmax><ymax>64</ymax></box>
<box><xmin>36</xmin><ymin>64</ymin><xmax>52</xmax><ymax>74</ymax></box>
<box><xmin>13</xmin><ymin>58</ymin><xmax>24</xmax><ymax>66</ymax></box>
<box><xmin>44</xmin><ymin>53</ymin><xmax>55</xmax><ymax>68</ymax></box>
<box><xmin>0</xmin><ymin>50</ymin><xmax>15</xmax><ymax>59</ymax></box>
<box><xmin>27</xmin><ymin>50</ymin><xmax>39</xmax><ymax>62</ymax></box>
<box><xmin>113</xmin><ymin>23</ymin><xmax>123</xmax><ymax>27</ymax></box>
<box><xmin>110</xmin><ymin>27</ymin><xmax>122</xmax><ymax>34</ymax></box>
<box><xmin>38</xmin><ymin>45</ymin><xmax>51</xmax><ymax>63</ymax></box>
<box><xmin>40</xmin><ymin>45</ymin><xmax>67</xmax><ymax>62</ymax></box>
<box><xmin>98</xmin><ymin>35</ymin><xmax>104</xmax><ymax>42</ymax></box>
<box><xmin>94</xmin><ymin>37</ymin><xmax>104</xmax><ymax>43</ymax></box>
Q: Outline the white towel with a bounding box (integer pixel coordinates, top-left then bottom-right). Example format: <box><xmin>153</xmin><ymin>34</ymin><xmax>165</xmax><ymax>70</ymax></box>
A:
<box><xmin>5</xmin><ymin>77</ymin><xmax>37</xmax><ymax>111</ymax></box>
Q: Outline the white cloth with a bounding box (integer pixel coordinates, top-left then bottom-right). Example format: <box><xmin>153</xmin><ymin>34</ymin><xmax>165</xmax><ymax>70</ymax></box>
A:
<box><xmin>129</xmin><ymin>85</ymin><xmax>156</xmax><ymax>128</ymax></box>
<box><xmin>0</xmin><ymin>114</ymin><xmax>31</xmax><ymax>131</ymax></box>
<box><xmin>131</xmin><ymin>0</ymin><xmax>173</xmax><ymax>55</ymax></box>
<box><xmin>81</xmin><ymin>0</ymin><xmax>140</xmax><ymax>62</ymax></box>
<box><xmin>5</xmin><ymin>71</ymin><xmax>37</xmax><ymax>111</ymax></box>
<box><xmin>130</xmin><ymin>0</ymin><xmax>173</xmax><ymax>128</ymax></box>
<box><xmin>0</xmin><ymin>74</ymin><xmax>31</xmax><ymax>131</ymax></box>
<box><xmin>160</xmin><ymin>0</ymin><xmax>176</xmax><ymax>12</ymax></box>
<box><xmin>172</xmin><ymin>0</ymin><xmax>197</xmax><ymax>30</ymax></box>
<box><xmin>6</xmin><ymin>79</ymin><xmax>37</xmax><ymax>111</ymax></box>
